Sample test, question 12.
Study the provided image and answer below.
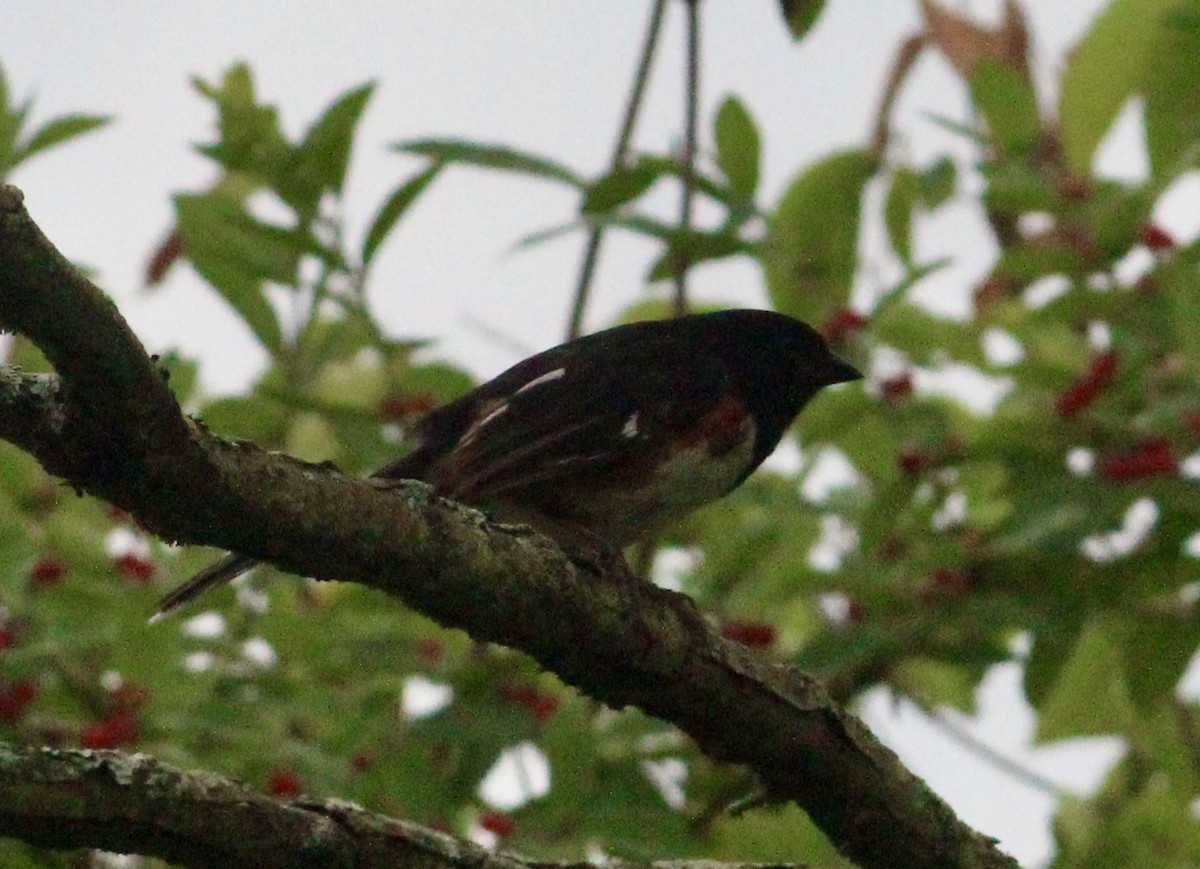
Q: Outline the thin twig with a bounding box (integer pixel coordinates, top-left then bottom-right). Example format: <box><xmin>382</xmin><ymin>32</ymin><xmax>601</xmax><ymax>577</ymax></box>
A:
<box><xmin>567</xmin><ymin>0</ymin><xmax>668</xmax><ymax>339</ymax></box>
<box><xmin>918</xmin><ymin>703</ymin><xmax>1074</xmax><ymax>799</ymax></box>
<box><xmin>673</xmin><ymin>0</ymin><xmax>701</xmax><ymax>318</ymax></box>
<box><xmin>870</xmin><ymin>32</ymin><xmax>929</xmax><ymax>159</ymax></box>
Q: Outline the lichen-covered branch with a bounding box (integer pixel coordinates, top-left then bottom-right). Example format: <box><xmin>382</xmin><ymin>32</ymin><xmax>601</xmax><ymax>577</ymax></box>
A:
<box><xmin>0</xmin><ymin>743</ymin><xmax>690</xmax><ymax>869</ymax></box>
<box><xmin>0</xmin><ymin>185</ymin><xmax>1017</xmax><ymax>869</ymax></box>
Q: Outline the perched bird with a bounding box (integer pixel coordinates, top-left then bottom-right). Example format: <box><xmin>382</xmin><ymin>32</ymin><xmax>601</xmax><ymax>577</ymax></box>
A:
<box><xmin>154</xmin><ymin>309</ymin><xmax>860</xmax><ymax>617</ymax></box>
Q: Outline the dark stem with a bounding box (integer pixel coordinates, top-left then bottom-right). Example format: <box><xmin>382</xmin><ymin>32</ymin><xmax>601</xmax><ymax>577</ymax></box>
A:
<box><xmin>870</xmin><ymin>31</ymin><xmax>929</xmax><ymax>158</ymax></box>
<box><xmin>567</xmin><ymin>0</ymin><xmax>668</xmax><ymax>339</ymax></box>
<box><xmin>673</xmin><ymin>0</ymin><xmax>701</xmax><ymax>318</ymax></box>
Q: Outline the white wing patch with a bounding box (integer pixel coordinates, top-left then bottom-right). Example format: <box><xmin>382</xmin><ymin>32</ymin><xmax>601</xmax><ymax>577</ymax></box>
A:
<box><xmin>621</xmin><ymin>412</ymin><xmax>640</xmax><ymax>439</ymax></box>
<box><xmin>477</xmin><ymin>401</ymin><xmax>509</xmax><ymax>428</ymax></box>
<box><xmin>514</xmin><ymin>366</ymin><xmax>566</xmax><ymax>395</ymax></box>
<box><xmin>461</xmin><ymin>399</ymin><xmax>509</xmax><ymax>446</ymax></box>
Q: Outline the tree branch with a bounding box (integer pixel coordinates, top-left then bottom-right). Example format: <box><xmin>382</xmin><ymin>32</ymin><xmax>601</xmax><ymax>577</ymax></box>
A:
<box><xmin>0</xmin><ymin>185</ymin><xmax>1016</xmax><ymax>869</ymax></box>
<box><xmin>0</xmin><ymin>744</ymin><xmax>789</xmax><ymax>869</ymax></box>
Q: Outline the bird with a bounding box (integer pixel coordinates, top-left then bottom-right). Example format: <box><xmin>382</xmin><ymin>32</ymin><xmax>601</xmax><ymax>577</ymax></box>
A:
<box><xmin>154</xmin><ymin>309</ymin><xmax>860</xmax><ymax>618</ymax></box>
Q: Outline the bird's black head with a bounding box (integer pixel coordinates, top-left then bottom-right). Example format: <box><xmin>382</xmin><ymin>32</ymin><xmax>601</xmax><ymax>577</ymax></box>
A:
<box><xmin>697</xmin><ymin>309</ymin><xmax>861</xmax><ymax>464</ymax></box>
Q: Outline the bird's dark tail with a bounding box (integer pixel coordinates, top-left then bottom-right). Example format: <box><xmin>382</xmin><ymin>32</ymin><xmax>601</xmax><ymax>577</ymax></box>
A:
<box><xmin>151</xmin><ymin>552</ymin><xmax>260</xmax><ymax>622</ymax></box>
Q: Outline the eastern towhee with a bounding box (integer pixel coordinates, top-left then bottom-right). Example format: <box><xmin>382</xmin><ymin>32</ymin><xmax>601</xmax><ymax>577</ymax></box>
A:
<box><xmin>155</xmin><ymin>309</ymin><xmax>860</xmax><ymax>617</ymax></box>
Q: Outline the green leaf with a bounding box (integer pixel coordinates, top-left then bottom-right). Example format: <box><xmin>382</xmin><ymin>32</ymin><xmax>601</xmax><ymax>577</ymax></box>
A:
<box><xmin>511</xmin><ymin>219</ymin><xmax>583</xmax><ymax>251</ymax></box>
<box><xmin>969</xmin><ymin>60</ymin><xmax>1041</xmax><ymax>156</ymax></box>
<box><xmin>0</xmin><ymin>61</ymin><xmax>110</xmax><ymax>176</ymax></box>
<box><xmin>391</xmin><ymin>361</ymin><xmax>475</xmax><ymax>407</ymax></box>
<box><xmin>629</xmin><ymin>154</ymin><xmax>737</xmax><ymax>207</ymax></box>
<box><xmin>982</xmin><ymin>160</ymin><xmax>1062</xmax><ymax>215</ymax></box>
<box><xmin>884</xmin><ymin>168</ymin><xmax>918</xmax><ymax>264</ymax></box>
<box><xmin>582</xmin><ymin>163</ymin><xmax>658</xmax><ymax>214</ymax></box>
<box><xmin>392</xmin><ymin>138</ymin><xmax>584</xmax><ymax>187</ymax></box>
<box><xmin>362</xmin><ymin>163</ymin><xmax>441</xmax><ymax>265</ymax></box>
<box><xmin>197</xmin><ymin>394</ymin><xmax>289</xmax><ymax>445</ymax></box>
<box><xmin>18</xmin><ymin>114</ymin><xmax>111</xmax><ymax>163</ymax></box>
<box><xmin>1143</xmin><ymin>5</ymin><xmax>1200</xmax><ymax>174</ymax></box>
<box><xmin>714</xmin><ymin>96</ymin><xmax>760</xmax><ymax>199</ymax></box>
<box><xmin>1085</xmin><ymin>180</ymin><xmax>1154</xmax><ymax>258</ymax></box>
<box><xmin>710</xmin><ymin>804</ymin><xmax>853</xmax><ymax>865</ymax></box>
<box><xmin>1036</xmin><ymin>615</ymin><xmax>1135</xmax><ymax>742</ymax></box>
<box><xmin>193</xmin><ymin>63</ymin><xmax>291</xmax><ymax>187</ymax></box>
<box><xmin>1086</xmin><ymin>778</ymin><xmax>1200</xmax><ymax>867</ymax></box>
<box><xmin>871</xmin><ymin>301</ymin><xmax>982</xmax><ymax>365</ymax></box>
<box><xmin>173</xmin><ymin>192</ymin><xmax>292</xmax><ymax>354</ymax></box>
<box><xmin>1122</xmin><ymin>613</ymin><xmax>1200</xmax><ymax>706</ymax></box>
<box><xmin>0</xmin><ymin>63</ymin><xmax>16</xmax><ymax>174</ymax></box>
<box><xmin>892</xmin><ymin>657</ymin><xmax>976</xmax><ymax>711</ymax></box>
<box><xmin>762</xmin><ymin>149</ymin><xmax>877</xmax><ymax>323</ymax></box>
<box><xmin>645</xmin><ymin>230</ymin><xmax>756</xmax><ymax>282</ymax></box>
<box><xmin>1059</xmin><ymin>0</ymin><xmax>1178</xmax><ymax>172</ymax></box>
<box><xmin>777</xmin><ymin>0</ymin><xmax>826</xmax><ymax>41</ymax></box>
<box><xmin>156</xmin><ymin>350</ymin><xmax>200</xmax><ymax>406</ymax></box>
<box><xmin>988</xmin><ymin>478</ymin><xmax>1113</xmax><ymax>557</ymax></box>
<box><xmin>917</xmin><ymin>156</ymin><xmax>957</xmax><ymax>209</ymax></box>
<box><xmin>293</xmin><ymin>81</ymin><xmax>375</xmax><ymax>197</ymax></box>
<box><xmin>1022</xmin><ymin>612</ymin><xmax>1089</xmax><ymax>705</ymax></box>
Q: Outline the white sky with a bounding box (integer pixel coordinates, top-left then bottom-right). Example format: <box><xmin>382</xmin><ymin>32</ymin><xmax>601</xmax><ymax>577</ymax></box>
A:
<box><xmin>2</xmin><ymin>2</ymin><xmax>1133</xmax><ymax>865</ymax></box>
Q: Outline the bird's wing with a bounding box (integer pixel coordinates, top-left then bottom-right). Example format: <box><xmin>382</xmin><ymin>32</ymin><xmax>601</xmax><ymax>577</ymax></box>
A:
<box><xmin>436</xmin><ymin>346</ymin><xmax>730</xmax><ymax>501</ymax></box>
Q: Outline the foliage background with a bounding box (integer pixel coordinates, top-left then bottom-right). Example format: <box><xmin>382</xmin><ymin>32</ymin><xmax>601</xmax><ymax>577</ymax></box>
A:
<box><xmin>3</xmin><ymin>1</ymin><xmax>1200</xmax><ymax>867</ymax></box>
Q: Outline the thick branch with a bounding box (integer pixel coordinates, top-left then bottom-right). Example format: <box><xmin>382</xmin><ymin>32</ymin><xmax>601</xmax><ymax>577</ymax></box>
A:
<box><xmin>2</xmin><ymin>744</ymin><xmax>788</xmax><ymax>869</ymax></box>
<box><xmin>0</xmin><ymin>185</ymin><xmax>1016</xmax><ymax>869</ymax></box>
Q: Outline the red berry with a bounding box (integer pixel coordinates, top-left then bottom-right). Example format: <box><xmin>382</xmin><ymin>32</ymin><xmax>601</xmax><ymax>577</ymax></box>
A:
<box><xmin>1059</xmin><ymin>174</ymin><xmax>1091</xmax><ymax>200</ymax></box>
<box><xmin>104</xmin><ymin>713</ymin><xmax>139</xmax><ymax>744</ymax></box>
<box><xmin>111</xmin><ymin>681</ymin><xmax>149</xmax><ymax>712</ymax></box>
<box><xmin>1134</xmin><ymin>275</ymin><xmax>1159</xmax><ymax>295</ymax></box>
<box><xmin>478</xmin><ymin>810</ymin><xmax>515</xmax><ymax>839</ymax></box>
<box><xmin>527</xmin><ymin>694</ymin><xmax>559</xmax><ymax>723</ymax></box>
<box><xmin>499</xmin><ymin>683</ymin><xmax>537</xmax><ymax>708</ymax></box>
<box><xmin>0</xmin><ymin>629</ymin><xmax>15</xmax><ymax>651</ymax></box>
<box><xmin>721</xmin><ymin>620</ymin><xmax>777</xmax><ymax>648</ymax></box>
<box><xmin>929</xmin><ymin>568</ymin><xmax>971</xmax><ymax>596</ymax></box>
<box><xmin>1054</xmin><ymin>224</ymin><xmax>1098</xmax><ymax>262</ymax></box>
<box><xmin>1055</xmin><ymin>382</ymin><xmax>1097</xmax><ymax>418</ymax></box>
<box><xmin>349</xmin><ymin>750</ymin><xmax>374</xmax><ymax>773</ymax></box>
<box><xmin>820</xmin><ymin>308</ymin><xmax>867</xmax><ymax>343</ymax></box>
<box><xmin>973</xmin><ymin>276</ymin><xmax>1012</xmax><ymax>309</ymax></box>
<box><xmin>1138</xmin><ymin>439</ymin><xmax>1177</xmax><ymax>474</ymax></box>
<box><xmin>10</xmin><ymin>680</ymin><xmax>36</xmax><ymax>706</ymax></box>
<box><xmin>417</xmin><ymin>639</ymin><xmax>443</xmax><ymax>667</ymax></box>
<box><xmin>880</xmin><ymin>373</ymin><xmax>914</xmax><ymax>405</ymax></box>
<box><xmin>266</xmin><ymin>768</ymin><xmax>304</xmax><ymax>798</ymax></box>
<box><xmin>1098</xmin><ymin>438</ymin><xmax>1177</xmax><ymax>482</ymax></box>
<box><xmin>876</xmin><ymin>535</ymin><xmax>907</xmax><ymax>562</ymax></box>
<box><xmin>499</xmin><ymin>683</ymin><xmax>558</xmax><ymax>722</ymax></box>
<box><xmin>1056</xmin><ymin>351</ymin><xmax>1119</xmax><ymax>418</ymax></box>
<box><xmin>379</xmin><ymin>393</ymin><xmax>436</xmax><ymax>422</ymax></box>
<box><xmin>0</xmin><ymin>679</ymin><xmax>38</xmax><ymax>724</ymax></box>
<box><xmin>1139</xmin><ymin>223</ymin><xmax>1175</xmax><ymax>252</ymax></box>
<box><xmin>1087</xmin><ymin>350</ymin><xmax>1118</xmax><ymax>389</ymax></box>
<box><xmin>80</xmin><ymin>713</ymin><xmax>139</xmax><ymax>749</ymax></box>
<box><xmin>115</xmin><ymin>553</ymin><xmax>155</xmax><ymax>583</ymax></box>
<box><xmin>897</xmin><ymin>447</ymin><xmax>927</xmax><ymax>476</ymax></box>
<box><xmin>29</xmin><ymin>556</ymin><xmax>66</xmax><ymax>587</ymax></box>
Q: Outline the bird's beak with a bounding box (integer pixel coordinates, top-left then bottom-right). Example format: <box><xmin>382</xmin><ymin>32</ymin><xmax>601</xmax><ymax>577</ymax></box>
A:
<box><xmin>824</xmin><ymin>355</ymin><xmax>863</xmax><ymax>385</ymax></box>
